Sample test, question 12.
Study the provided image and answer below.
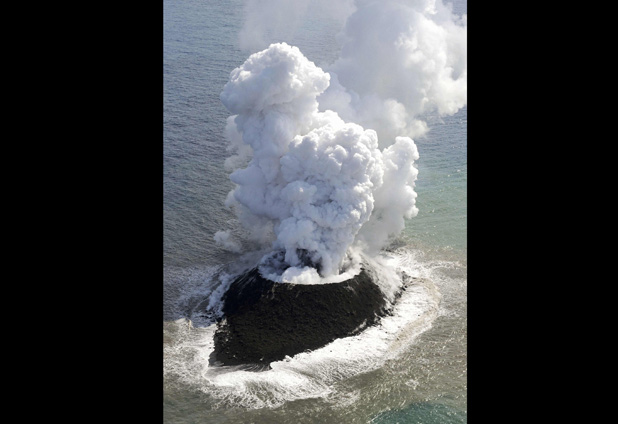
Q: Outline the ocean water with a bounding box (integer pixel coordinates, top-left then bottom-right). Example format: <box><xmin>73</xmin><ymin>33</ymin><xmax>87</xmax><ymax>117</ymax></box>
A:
<box><xmin>164</xmin><ymin>0</ymin><xmax>467</xmax><ymax>422</ymax></box>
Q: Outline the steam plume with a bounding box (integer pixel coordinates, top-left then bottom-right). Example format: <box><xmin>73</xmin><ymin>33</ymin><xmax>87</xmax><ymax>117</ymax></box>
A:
<box><xmin>319</xmin><ymin>0</ymin><xmax>467</xmax><ymax>142</ymax></box>
<box><xmin>216</xmin><ymin>0</ymin><xmax>466</xmax><ymax>282</ymax></box>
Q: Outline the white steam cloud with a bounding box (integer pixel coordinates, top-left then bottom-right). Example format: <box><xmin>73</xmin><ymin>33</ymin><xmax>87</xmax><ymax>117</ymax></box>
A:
<box><xmin>319</xmin><ymin>0</ymin><xmax>467</xmax><ymax>141</ymax></box>
<box><xmin>215</xmin><ymin>0</ymin><xmax>466</xmax><ymax>282</ymax></box>
<box><xmin>213</xmin><ymin>230</ymin><xmax>242</xmax><ymax>253</ymax></box>
<box><xmin>237</xmin><ymin>0</ymin><xmax>467</xmax><ymax>141</ymax></box>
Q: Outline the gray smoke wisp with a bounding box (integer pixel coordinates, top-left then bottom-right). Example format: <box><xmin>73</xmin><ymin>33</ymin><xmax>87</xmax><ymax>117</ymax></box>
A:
<box><xmin>215</xmin><ymin>0</ymin><xmax>466</xmax><ymax>283</ymax></box>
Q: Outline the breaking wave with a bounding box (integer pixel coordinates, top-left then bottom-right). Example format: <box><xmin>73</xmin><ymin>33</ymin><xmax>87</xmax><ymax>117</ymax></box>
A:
<box><xmin>163</xmin><ymin>246</ymin><xmax>462</xmax><ymax>409</ymax></box>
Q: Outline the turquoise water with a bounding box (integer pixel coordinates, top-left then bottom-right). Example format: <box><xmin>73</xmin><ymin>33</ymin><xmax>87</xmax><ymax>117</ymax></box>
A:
<box><xmin>406</xmin><ymin>109</ymin><xmax>467</xmax><ymax>253</ymax></box>
<box><xmin>164</xmin><ymin>1</ymin><xmax>467</xmax><ymax>422</ymax></box>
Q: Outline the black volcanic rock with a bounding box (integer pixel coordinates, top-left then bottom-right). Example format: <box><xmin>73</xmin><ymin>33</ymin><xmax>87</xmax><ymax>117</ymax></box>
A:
<box><xmin>210</xmin><ymin>266</ymin><xmax>389</xmax><ymax>367</ymax></box>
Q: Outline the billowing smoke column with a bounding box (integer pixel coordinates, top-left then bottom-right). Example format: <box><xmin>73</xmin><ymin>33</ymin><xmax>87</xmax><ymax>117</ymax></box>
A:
<box><xmin>218</xmin><ymin>43</ymin><xmax>419</xmax><ymax>282</ymax></box>
<box><xmin>216</xmin><ymin>0</ymin><xmax>466</xmax><ymax>283</ymax></box>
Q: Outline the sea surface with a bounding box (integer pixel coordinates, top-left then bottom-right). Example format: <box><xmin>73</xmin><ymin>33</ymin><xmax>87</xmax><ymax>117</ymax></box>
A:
<box><xmin>163</xmin><ymin>0</ymin><xmax>467</xmax><ymax>422</ymax></box>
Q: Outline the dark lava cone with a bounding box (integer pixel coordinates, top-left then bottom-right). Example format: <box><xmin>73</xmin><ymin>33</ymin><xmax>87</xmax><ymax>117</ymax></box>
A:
<box><xmin>210</xmin><ymin>266</ymin><xmax>389</xmax><ymax>367</ymax></box>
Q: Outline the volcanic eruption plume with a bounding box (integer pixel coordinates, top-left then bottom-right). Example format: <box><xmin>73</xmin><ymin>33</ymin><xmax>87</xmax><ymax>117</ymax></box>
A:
<box><xmin>215</xmin><ymin>0</ymin><xmax>467</xmax><ymax>283</ymax></box>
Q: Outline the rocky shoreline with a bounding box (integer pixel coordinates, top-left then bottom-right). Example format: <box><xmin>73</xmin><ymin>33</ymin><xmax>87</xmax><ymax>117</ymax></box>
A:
<box><xmin>209</xmin><ymin>266</ymin><xmax>392</xmax><ymax>368</ymax></box>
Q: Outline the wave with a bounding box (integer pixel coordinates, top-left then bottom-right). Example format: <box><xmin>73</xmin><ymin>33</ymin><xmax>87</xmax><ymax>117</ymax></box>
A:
<box><xmin>163</xmin><ymin>246</ymin><xmax>462</xmax><ymax>409</ymax></box>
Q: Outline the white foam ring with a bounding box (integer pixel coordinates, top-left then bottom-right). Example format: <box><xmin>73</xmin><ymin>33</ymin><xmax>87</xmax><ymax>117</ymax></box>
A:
<box><xmin>163</xmin><ymin>248</ymin><xmax>445</xmax><ymax>409</ymax></box>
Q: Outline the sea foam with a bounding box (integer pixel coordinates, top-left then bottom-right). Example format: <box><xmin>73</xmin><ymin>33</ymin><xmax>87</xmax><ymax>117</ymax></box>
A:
<box><xmin>163</xmin><ymin>247</ymin><xmax>445</xmax><ymax>409</ymax></box>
